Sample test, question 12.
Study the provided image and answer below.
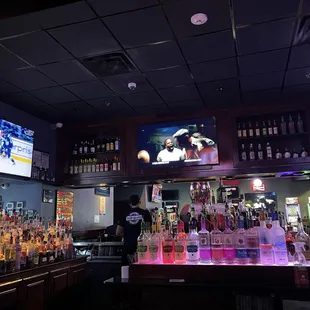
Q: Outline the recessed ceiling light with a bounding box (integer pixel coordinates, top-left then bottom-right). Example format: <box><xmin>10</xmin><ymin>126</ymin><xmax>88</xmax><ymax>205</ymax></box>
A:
<box><xmin>191</xmin><ymin>13</ymin><xmax>208</xmax><ymax>26</ymax></box>
<box><xmin>216</xmin><ymin>87</ymin><xmax>223</xmax><ymax>91</ymax></box>
<box><xmin>105</xmin><ymin>102</ymin><xmax>110</xmax><ymax>106</ymax></box>
<box><xmin>306</xmin><ymin>73</ymin><xmax>310</xmax><ymax>79</ymax></box>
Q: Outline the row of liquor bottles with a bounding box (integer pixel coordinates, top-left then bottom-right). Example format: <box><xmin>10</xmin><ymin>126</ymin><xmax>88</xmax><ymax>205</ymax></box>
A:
<box><xmin>240</xmin><ymin>143</ymin><xmax>308</xmax><ymax>161</ymax></box>
<box><xmin>137</xmin><ymin>208</ymin><xmax>308</xmax><ymax>266</ymax></box>
<box><xmin>69</xmin><ymin>156</ymin><xmax>121</xmax><ymax>174</ymax></box>
<box><xmin>0</xmin><ymin>212</ymin><xmax>74</xmax><ymax>273</ymax></box>
<box><xmin>72</xmin><ymin>137</ymin><xmax>120</xmax><ymax>155</ymax></box>
<box><xmin>237</xmin><ymin>114</ymin><xmax>304</xmax><ymax>139</ymax></box>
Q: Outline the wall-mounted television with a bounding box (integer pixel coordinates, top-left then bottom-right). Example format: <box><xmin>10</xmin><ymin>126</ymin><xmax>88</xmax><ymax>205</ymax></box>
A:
<box><xmin>137</xmin><ymin>117</ymin><xmax>218</xmax><ymax>168</ymax></box>
<box><xmin>162</xmin><ymin>190</ymin><xmax>179</xmax><ymax>201</ymax></box>
<box><xmin>0</xmin><ymin>119</ymin><xmax>34</xmax><ymax>177</ymax></box>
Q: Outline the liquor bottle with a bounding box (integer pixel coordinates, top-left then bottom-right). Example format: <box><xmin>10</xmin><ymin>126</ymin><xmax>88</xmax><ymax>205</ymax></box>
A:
<box><xmin>72</xmin><ymin>144</ymin><xmax>78</xmax><ymax>155</ymax></box>
<box><xmin>211</xmin><ymin>190</ymin><xmax>216</xmax><ymax>205</ymax></box>
<box><xmin>259</xmin><ymin>212</ymin><xmax>274</xmax><ymax>265</ymax></box>
<box><xmin>83</xmin><ymin>159</ymin><xmax>88</xmax><ymax>173</ymax></box>
<box><xmin>241</xmin><ymin>144</ymin><xmax>247</xmax><ymax>161</ymax></box>
<box><xmin>69</xmin><ymin>160</ymin><xmax>74</xmax><ymax>174</ymax></box>
<box><xmin>281</xmin><ymin>116</ymin><xmax>287</xmax><ymax>135</ymax></box>
<box><xmin>198</xmin><ymin>215</ymin><xmax>211</xmax><ymax>263</ymax></box>
<box><xmin>222</xmin><ymin>214</ymin><xmax>235</xmax><ymax>264</ymax></box>
<box><xmin>257</xmin><ymin>143</ymin><xmax>263</xmax><ymax>160</ymax></box>
<box><xmin>83</xmin><ymin>141</ymin><xmax>88</xmax><ymax>154</ymax></box>
<box><xmin>267</xmin><ymin>120</ymin><xmax>273</xmax><ymax>136</ymax></box>
<box><xmin>115</xmin><ymin>137</ymin><xmax>120</xmax><ymax>151</ymax></box>
<box><xmin>211</xmin><ymin>215</ymin><xmax>224</xmax><ymax>264</ymax></box>
<box><xmin>15</xmin><ymin>235</ymin><xmax>21</xmax><ymax>271</ymax></box>
<box><xmin>110</xmin><ymin>138</ymin><xmax>114</xmax><ymax>151</ymax></box>
<box><xmin>90</xmin><ymin>139</ymin><xmax>96</xmax><ymax>153</ymax></box>
<box><xmin>149</xmin><ymin>222</ymin><xmax>161</xmax><ymax>263</ymax></box>
<box><xmin>117</xmin><ymin>157</ymin><xmax>121</xmax><ymax>171</ymax></box>
<box><xmin>255</xmin><ymin>121</ymin><xmax>260</xmax><ymax>137</ymax></box>
<box><xmin>246</xmin><ymin>218</ymin><xmax>260</xmax><ymax>264</ymax></box>
<box><xmin>87</xmin><ymin>158</ymin><xmax>92</xmax><ymax>173</ymax></box>
<box><xmin>95</xmin><ymin>159</ymin><xmax>100</xmax><ymax>172</ymax></box>
<box><xmin>174</xmin><ymin>221</ymin><xmax>186</xmax><ymax>264</ymax></box>
<box><xmin>271</xmin><ymin>212</ymin><xmax>288</xmax><ymax>266</ymax></box>
<box><xmin>101</xmin><ymin>138</ymin><xmax>106</xmax><ymax>153</ymax></box>
<box><xmin>99</xmin><ymin>160</ymin><xmax>104</xmax><ymax>172</ymax></box>
<box><xmin>275</xmin><ymin>149</ymin><xmax>282</xmax><ymax>159</ymax></box>
<box><xmin>162</xmin><ymin>221</ymin><xmax>174</xmax><ymax>264</ymax></box>
<box><xmin>106</xmin><ymin>137</ymin><xmax>110</xmax><ymax>152</ymax></box>
<box><xmin>137</xmin><ymin>221</ymin><xmax>149</xmax><ymax>264</ymax></box>
<box><xmin>295</xmin><ymin>214</ymin><xmax>310</xmax><ymax>246</ymax></box>
<box><xmin>104</xmin><ymin>158</ymin><xmax>109</xmax><ymax>172</ymax></box>
<box><xmin>273</xmin><ymin>120</ymin><xmax>278</xmax><ymax>135</ymax></box>
<box><xmin>235</xmin><ymin>216</ymin><xmax>249</xmax><ymax>264</ymax></box>
<box><xmin>262</xmin><ymin>121</ymin><xmax>267</xmax><ymax>136</ymax></box>
<box><xmin>91</xmin><ymin>158</ymin><xmax>96</xmax><ymax>172</ymax></box>
<box><xmin>283</xmin><ymin>148</ymin><xmax>291</xmax><ymax>159</ymax></box>
<box><xmin>237</xmin><ymin>123</ymin><xmax>242</xmax><ymax>138</ymax></box>
<box><xmin>297</xmin><ymin>114</ymin><xmax>304</xmax><ymax>133</ymax></box>
<box><xmin>292</xmin><ymin>149</ymin><xmax>299</xmax><ymax>158</ymax></box>
<box><xmin>301</xmin><ymin>146</ymin><xmax>308</xmax><ymax>157</ymax></box>
<box><xmin>78</xmin><ymin>159</ymin><xmax>83</xmax><ymax>174</ymax></box>
<box><xmin>249</xmin><ymin>143</ymin><xmax>255</xmax><ymax>161</ymax></box>
<box><xmin>96</xmin><ymin>138</ymin><xmax>101</xmax><ymax>153</ymax></box>
<box><xmin>78</xmin><ymin>141</ymin><xmax>83</xmax><ymax>154</ymax></box>
<box><xmin>266</xmin><ymin>142</ymin><xmax>272</xmax><ymax>160</ymax></box>
<box><xmin>248</xmin><ymin>122</ymin><xmax>254</xmax><ymax>137</ymax></box>
<box><xmin>242</xmin><ymin>123</ymin><xmax>247</xmax><ymax>138</ymax></box>
<box><xmin>112</xmin><ymin>157</ymin><xmax>117</xmax><ymax>171</ymax></box>
<box><xmin>186</xmin><ymin>219</ymin><xmax>199</xmax><ymax>263</ymax></box>
<box><xmin>73</xmin><ymin>160</ymin><xmax>79</xmax><ymax>174</ymax></box>
<box><xmin>288</xmin><ymin>114</ymin><xmax>295</xmax><ymax>134</ymax></box>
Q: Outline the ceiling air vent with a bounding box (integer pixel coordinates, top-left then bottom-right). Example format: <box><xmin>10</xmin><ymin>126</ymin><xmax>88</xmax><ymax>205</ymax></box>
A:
<box><xmin>81</xmin><ymin>52</ymin><xmax>137</xmax><ymax>78</ymax></box>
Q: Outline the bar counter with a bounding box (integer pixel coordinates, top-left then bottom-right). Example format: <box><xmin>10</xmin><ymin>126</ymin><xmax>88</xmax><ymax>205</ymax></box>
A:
<box><xmin>0</xmin><ymin>256</ymin><xmax>88</xmax><ymax>310</ymax></box>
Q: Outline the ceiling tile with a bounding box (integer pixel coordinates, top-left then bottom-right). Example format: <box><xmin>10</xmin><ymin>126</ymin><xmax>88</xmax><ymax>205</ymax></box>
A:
<box><xmin>242</xmin><ymin>88</ymin><xmax>282</xmax><ymax>105</ymax></box>
<box><xmin>239</xmin><ymin>49</ymin><xmax>289</xmax><ymax>76</ymax></box>
<box><xmin>234</xmin><ymin>0</ymin><xmax>299</xmax><ymax>26</ymax></box>
<box><xmin>288</xmin><ymin>44</ymin><xmax>310</xmax><ymax>69</ymax></box>
<box><xmin>103</xmin><ymin>73</ymin><xmax>152</xmax><ymax>94</ymax></box>
<box><xmin>0</xmin><ymin>79</ymin><xmax>22</xmax><ymax>94</ymax></box>
<box><xmin>158</xmin><ymin>85</ymin><xmax>200</xmax><ymax>102</ymax></box>
<box><xmin>302</xmin><ymin>1</ymin><xmax>310</xmax><ymax>14</ymax></box>
<box><xmin>103</xmin><ymin>7</ymin><xmax>173</xmax><ymax>48</ymax></box>
<box><xmin>134</xmin><ymin>105</ymin><xmax>169</xmax><ymax>115</ymax></box>
<box><xmin>146</xmin><ymin>66</ymin><xmax>193</xmax><ymax>89</ymax></box>
<box><xmin>54</xmin><ymin>100</ymin><xmax>98</xmax><ymax>114</ymax></box>
<box><xmin>240</xmin><ymin>71</ymin><xmax>284</xmax><ymax>91</ymax></box>
<box><xmin>283</xmin><ymin>84</ymin><xmax>310</xmax><ymax>97</ymax></box>
<box><xmin>49</xmin><ymin>20</ymin><xmax>120</xmax><ymax>58</ymax></box>
<box><xmin>30</xmin><ymin>87</ymin><xmax>79</xmax><ymax>104</ymax></box>
<box><xmin>87</xmin><ymin>96</ymin><xmax>129</xmax><ymax>111</ymax></box>
<box><xmin>0</xmin><ymin>92</ymin><xmax>47</xmax><ymax>107</ymax></box>
<box><xmin>198</xmin><ymin>79</ymin><xmax>240</xmax><ymax>105</ymax></box>
<box><xmin>164</xmin><ymin>0</ymin><xmax>231</xmax><ymax>38</ymax></box>
<box><xmin>38</xmin><ymin>60</ymin><xmax>96</xmax><ymax>85</ymax></box>
<box><xmin>0</xmin><ymin>46</ymin><xmax>29</xmax><ymax>72</ymax></box>
<box><xmin>0</xmin><ymin>68</ymin><xmax>57</xmax><ymax>90</ymax></box>
<box><xmin>28</xmin><ymin>104</ymin><xmax>64</xmax><ymax>122</ymax></box>
<box><xmin>0</xmin><ymin>13</ymin><xmax>41</xmax><ymax>39</ymax></box>
<box><xmin>64</xmin><ymin>80</ymin><xmax>113</xmax><ymax>99</ymax></box>
<box><xmin>109</xmin><ymin>109</ymin><xmax>137</xmax><ymax>118</ymax></box>
<box><xmin>36</xmin><ymin>1</ymin><xmax>96</xmax><ymax>29</ymax></box>
<box><xmin>190</xmin><ymin>58</ymin><xmax>237</xmax><ymax>83</ymax></box>
<box><xmin>127</xmin><ymin>41</ymin><xmax>185</xmax><ymax>71</ymax></box>
<box><xmin>166</xmin><ymin>99</ymin><xmax>205</xmax><ymax>110</ymax></box>
<box><xmin>122</xmin><ymin>90</ymin><xmax>163</xmax><ymax>107</ymax></box>
<box><xmin>285</xmin><ymin>66</ymin><xmax>310</xmax><ymax>86</ymax></box>
<box><xmin>2</xmin><ymin>31</ymin><xmax>72</xmax><ymax>66</ymax></box>
<box><xmin>180</xmin><ymin>30</ymin><xmax>235</xmax><ymax>64</ymax></box>
<box><xmin>236</xmin><ymin>19</ymin><xmax>295</xmax><ymax>55</ymax></box>
<box><xmin>88</xmin><ymin>0</ymin><xmax>158</xmax><ymax>16</ymax></box>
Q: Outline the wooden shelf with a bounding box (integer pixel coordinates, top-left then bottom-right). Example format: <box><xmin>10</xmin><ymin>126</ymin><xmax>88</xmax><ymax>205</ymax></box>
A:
<box><xmin>72</xmin><ymin>150</ymin><xmax>120</xmax><ymax>157</ymax></box>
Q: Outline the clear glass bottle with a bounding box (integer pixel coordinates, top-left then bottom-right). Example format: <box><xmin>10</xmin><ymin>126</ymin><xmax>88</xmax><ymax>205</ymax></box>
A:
<box><xmin>242</xmin><ymin>123</ymin><xmax>247</xmax><ymax>137</ymax></box>
<box><xmin>281</xmin><ymin>116</ymin><xmax>287</xmax><ymax>135</ymax></box>
<box><xmin>275</xmin><ymin>149</ymin><xmax>282</xmax><ymax>159</ymax></box>
<box><xmin>259</xmin><ymin>212</ymin><xmax>274</xmax><ymax>265</ymax></box>
<box><xmin>211</xmin><ymin>215</ymin><xmax>224</xmax><ymax>264</ymax></box>
<box><xmin>241</xmin><ymin>144</ymin><xmax>247</xmax><ymax>161</ymax></box>
<box><xmin>284</xmin><ymin>148</ymin><xmax>291</xmax><ymax>159</ymax></box>
<box><xmin>262</xmin><ymin>121</ymin><xmax>267</xmax><ymax>136</ymax></box>
<box><xmin>268</xmin><ymin>120</ymin><xmax>273</xmax><ymax>136</ymax></box>
<box><xmin>257</xmin><ymin>143</ymin><xmax>263</xmax><ymax>160</ymax></box>
<box><xmin>248</xmin><ymin>122</ymin><xmax>253</xmax><ymax>137</ymax></box>
<box><xmin>297</xmin><ymin>114</ymin><xmax>304</xmax><ymax>133</ymax></box>
<box><xmin>249</xmin><ymin>143</ymin><xmax>255</xmax><ymax>161</ymax></box>
<box><xmin>174</xmin><ymin>221</ymin><xmax>187</xmax><ymax>264</ymax></box>
<box><xmin>296</xmin><ymin>214</ymin><xmax>310</xmax><ymax>246</ymax></box>
<box><xmin>292</xmin><ymin>149</ymin><xmax>299</xmax><ymax>158</ymax></box>
<box><xmin>246</xmin><ymin>218</ymin><xmax>260</xmax><ymax>264</ymax></box>
<box><xmin>255</xmin><ymin>121</ymin><xmax>260</xmax><ymax>137</ymax></box>
<box><xmin>271</xmin><ymin>212</ymin><xmax>288</xmax><ymax>266</ymax></box>
<box><xmin>198</xmin><ymin>215</ymin><xmax>211</xmax><ymax>263</ymax></box>
<box><xmin>222</xmin><ymin>215</ymin><xmax>235</xmax><ymax>264</ymax></box>
<box><xmin>186</xmin><ymin>219</ymin><xmax>199</xmax><ymax>263</ymax></box>
<box><xmin>273</xmin><ymin>120</ymin><xmax>278</xmax><ymax>135</ymax></box>
<box><xmin>266</xmin><ymin>142</ymin><xmax>272</xmax><ymax>160</ymax></box>
<box><xmin>235</xmin><ymin>216</ymin><xmax>249</xmax><ymax>264</ymax></box>
<box><xmin>288</xmin><ymin>114</ymin><xmax>295</xmax><ymax>134</ymax></box>
<box><xmin>149</xmin><ymin>222</ymin><xmax>161</xmax><ymax>263</ymax></box>
<box><xmin>300</xmin><ymin>146</ymin><xmax>308</xmax><ymax>157</ymax></box>
<box><xmin>237</xmin><ymin>123</ymin><xmax>242</xmax><ymax>138</ymax></box>
<box><xmin>162</xmin><ymin>221</ymin><xmax>174</xmax><ymax>264</ymax></box>
<box><xmin>137</xmin><ymin>221</ymin><xmax>149</xmax><ymax>264</ymax></box>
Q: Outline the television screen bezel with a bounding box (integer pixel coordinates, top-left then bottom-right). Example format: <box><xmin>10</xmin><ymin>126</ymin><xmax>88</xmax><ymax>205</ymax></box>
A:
<box><xmin>136</xmin><ymin>116</ymin><xmax>219</xmax><ymax>169</ymax></box>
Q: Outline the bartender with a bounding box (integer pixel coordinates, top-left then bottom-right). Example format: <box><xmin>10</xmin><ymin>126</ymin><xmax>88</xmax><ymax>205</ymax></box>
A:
<box><xmin>116</xmin><ymin>194</ymin><xmax>152</xmax><ymax>265</ymax></box>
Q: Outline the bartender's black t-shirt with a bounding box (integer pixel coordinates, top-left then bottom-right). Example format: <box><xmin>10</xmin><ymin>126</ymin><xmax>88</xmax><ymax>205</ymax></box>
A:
<box><xmin>120</xmin><ymin>207</ymin><xmax>152</xmax><ymax>254</ymax></box>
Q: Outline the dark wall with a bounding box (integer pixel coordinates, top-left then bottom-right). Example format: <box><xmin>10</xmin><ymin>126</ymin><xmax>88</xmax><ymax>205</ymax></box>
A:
<box><xmin>0</xmin><ymin>101</ymin><xmax>57</xmax><ymax>176</ymax></box>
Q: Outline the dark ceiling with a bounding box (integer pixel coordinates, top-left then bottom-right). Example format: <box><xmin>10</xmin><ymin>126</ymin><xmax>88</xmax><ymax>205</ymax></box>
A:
<box><xmin>0</xmin><ymin>0</ymin><xmax>310</xmax><ymax>123</ymax></box>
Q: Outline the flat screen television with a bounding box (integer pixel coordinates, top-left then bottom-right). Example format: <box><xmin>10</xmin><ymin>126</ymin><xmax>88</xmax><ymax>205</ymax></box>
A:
<box><xmin>0</xmin><ymin>119</ymin><xmax>34</xmax><ymax>177</ymax></box>
<box><xmin>162</xmin><ymin>190</ymin><xmax>179</xmax><ymax>201</ymax></box>
<box><xmin>137</xmin><ymin>117</ymin><xmax>218</xmax><ymax>168</ymax></box>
